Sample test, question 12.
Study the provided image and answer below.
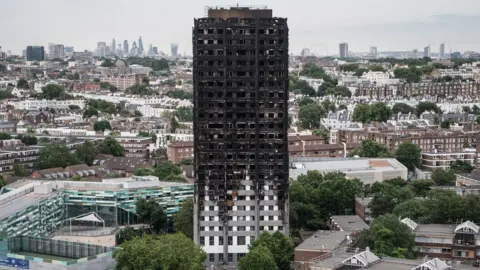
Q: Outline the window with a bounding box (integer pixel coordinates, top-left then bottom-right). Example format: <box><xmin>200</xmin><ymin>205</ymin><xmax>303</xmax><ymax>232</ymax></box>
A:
<box><xmin>228</xmin><ymin>253</ymin><xmax>233</xmax><ymax>262</ymax></box>
<box><xmin>219</xmin><ymin>236</ymin><xmax>224</xmax><ymax>245</ymax></box>
<box><xmin>228</xmin><ymin>236</ymin><xmax>233</xmax><ymax>245</ymax></box>
<box><xmin>209</xmin><ymin>237</ymin><xmax>215</xmax><ymax>245</ymax></box>
<box><xmin>209</xmin><ymin>254</ymin><xmax>215</xmax><ymax>262</ymax></box>
<box><xmin>219</xmin><ymin>253</ymin><xmax>224</xmax><ymax>262</ymax></box>
<box><xmin>200</xmin><ymin>237</ymin><xmax>205</xmax><ymax>245</ymax></box>
<box><xmin>238</xmin><ymin>236</ymin><xmax>246</xmax><ymax>245</ymax></box>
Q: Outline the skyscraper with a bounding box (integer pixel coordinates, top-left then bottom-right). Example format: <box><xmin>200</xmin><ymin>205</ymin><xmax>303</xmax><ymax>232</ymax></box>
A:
<box><xmin>26</xmin><ymin>46</ymin><xmax>45</xmax><ymax>61</ymax></box>
<box><xmin>171</xmin><ymin>43</ymin><xmax>178</xmax><ymax>57</ymax></box>
<box><xmin>111</xmin><ymin>39</ymin><xmax>116</xmax><ymax>55</ymax></box>
<box><xmin>96</xmin><ymin>42</ymin><xmax>107</xmax><ymax>58</ymax></box>
<box><xmin>370</xmin><ymin>46</ymin><xmax>378</xmax><ymax>57</ymax></box>
<box><xmin>193</xmin><ymin>6</ymin><xmax>289</xmax><ymax>266</ymax></box>
<box><xmin>440</xmin><ymin>43</ymin><xmax>445</xmax><ymax>59</ymax></box>
<box><xmin>123</xmin><ymin>40</ymin><xmax>129</xmax><ymax>55</ymax></box>
<box><xmin>51</xmin><ymin>44</ymin><xmax>65</xmax><ymax>59</ymax></box>
<box><xmin>339</xmin><ymin>42</ymin><xmax>348</xmax><ymax>58</ymax></box>
<box><xmin>424</xmin><ymin>45</ymin><xmax>430</xmax><ymax>58</ymax></box>
<box><xmin>138</xmin><ymin>36</ymin><xmax>144</xmax><ymax>53</ymax></box>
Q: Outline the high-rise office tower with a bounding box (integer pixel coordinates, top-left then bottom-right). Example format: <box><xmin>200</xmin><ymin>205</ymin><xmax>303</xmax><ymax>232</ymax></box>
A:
<box><xmin>123</xmin><ymin>40</ymin><xmax>129</xmax><ymax>55</ymax></box>
<box><xmin>138</xmin><ymin>36</ymin><xmax>144</xmax><ymax>53</ymax></box>
<box><xmin>111</xmin><ymin>39</ymin><xmax>116</xmax><ymax>55</ymax></box>
<box><xmin>96</xmin><ymin>42</ymin><xmax>107</xmax><ymax>58</ymax></box>
<box><xmin>193</xmin><ymin>6</ymin><xmax>289</xmax><ymax>266</ymax></box>
<box><xmin>26</xmin><ymin>46</ymin><xmax>45</xmax><ymax>61</ymax></box>
<box><xmin>171</xmin><ymin>43</ymin><xmax>179</xmax><ymax>57</ymax></box>
<box><xmin>370</xmin><ymin>46</ymin><xmax>378</xmax><ymax>57</ymax></box>
<box><xmin>440</xmin><ymin>43</ymin><xmax>445</xmax><ymax>59</ymax></box>
<box><xmin>152</xmin><ymin>47</ymin><xmax>158</xmax><ymax>55</ymax></box>
<box><xmin>424</xmin><ymin>45</ymin><xmax>430</xmax><ymax>58</ymax></box>
<box><xmin>339</xmin><ymin>42</ymin><xmax>348</xmax><ymax>58</ymax></box>
<box><xmin>51</xmin><ymin>44</ymin><xmax>65</xmax><ymax>59</ymax></box>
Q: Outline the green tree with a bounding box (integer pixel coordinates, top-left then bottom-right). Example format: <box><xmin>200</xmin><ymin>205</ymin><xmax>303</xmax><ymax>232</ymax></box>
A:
<box><xmin>297</xmin><ymin>97</ymin><xmax>315</xmax><ymax>107</ymax></box>
<box><xmin>0</xmin><ymin>133</ymin><xmax>12</xmax><ymax>140</ymax></box>
<box><xmin>392</xmin><ymin>103</ymin><xmax>416</xmax><ymax>114</ymax></box>
<box><xmin>416</xmin><ymin>102</ymin><xmax>440</xmax><ymax>117</ymax></box>
<box><xmin>431</xmin><ymin>169</ymin><xmax>456</xmax><ymax>186</ymax></box>
<box><xmin>12</xmin><ymin>164</ymin><xmax>29</xmax><ymax>177</ymax></box>
<box><xmin>340</xmin><ymin>63</ymin><xmax>360</xmax><ymax>72</ymax></box>
<box><xmin>180</xmin><ymin>158</ymin><xmax>193</xmax><ymax>165</ymax></box>
<box><xmin>392</xmin><ymin>199</ymin><xmax>432</xmax><ymax>222</ymax></box>
<box><xmin>75</xmin><ymin>141</ymin><xmax>98</xmax><ymax>166</ymax></box>
<box><xmin>250</xmin><ymin>231</ymin><xmax>293</xmax><ymax>270</ymax></box>
<box><xmin>83</xmin><ymin>107</ymin><xmax>99</xmax><ymax>119</ymax></box>
<box><xmin>71</xmin><ymin>175</ymin><xmax>82</xmax><ymax>181</ymax></box>
<box><xmin>239</xmin><ymin>244</ymin><xmax>278</xmax><ymax>270</ymax></box>
<box><xmin>73</xmin><ymin>73</ymin><xmax>80</xmax><ymax>80</ymax></box>
<box><xmin>292</xmin><ymin>80</ymin><xmax>316</xmax><ymax>96</ymax></box>
<box><xmin>289</xmin><ymin>171</ymin><xmax>363</xmax><ymax>231</ymax></box>
<box><xmin>40</xmin><ymin>84</ymin><xmax>73</xmax><ymax>100</ymax></box>
<box><xmin>173</xmin><ymin>198</ymin><xmax>193</xmax><ymax>239</ymax></box>
<box><xmin>369</xmin><ymin>65</ymin><xmax>386</xmax><ymax>72</ymax></box>
<box><xmin>68</xmin><ymin>105</ymin><xmax>81</xmax><ymax>111</ymax></box>
<box><xmin>136</xmin><ymin>198</ymin><xmax>168</xmax><ymax>234</ymax></box>
<box><xmin>36</xmin><ymin>144</ymin><xmax>82</xmax><ymax>169</ymax></box>
<box><xmin>450</xmin><ymin>160</ymin><xmax>474</xmax><ymax>174</ymax></box>
<box><xmin>101</xmin><ymin>58</ymin><xmax>114</xmax><ymax>67</ymax></box>
<box><xmin>142</xmin><ymin>77</ymin><xmax>150</xmax><ymax>85</ymax></box>
<box><xmin>17</xmin><ymin>134</ymin><xmax>37</xmax><ymax>145</ymax></box>
<box><xmin>371</xmin><ymin>102</ymin><xmax>392</xmax><ymax>122</ymax></box>
<box><xmin>175</xmin><ymin>107</ymin><xmax>193</xmax><ymax>122</ymax></box>
<box><xmin>115</xmin><ymin>227</ymin><xmax>149</xmax><ymax>245</ymax></box>
<box><xmin>133</xmin><ymin>168</ymin><xmax>154</xmax><ymax>176</ymax></box>
<box><xmin>440</xmin><ymin>120</ymin><xmax>452</xmax><ymax>129</ymax></box>
<box><xmin>97</xmin><ymin>137</ymin><xmax>125</xmax><ymax>156</ymax></box>
<box><xmin>17</xmin><ymin>78</ymin><xmax>29</xmax><ymax>89</ymax></box>
<box><xmin>93</xmin><ymin>120</ymin><xmax>112</xmax><ymax>131</ymax></box>
<box><xmin>395</xmin><ymin>141</ymin><xmax>421</xmax><ymax>170</ymax></box>
<box><xmin>298</xmin><ymin>103</ymin><xmax>324</xmax><ymax>129</ymax></box>
<box><xmin>369</xmin><ymin>182</ymin><xmax>414</xmax><ymax>218</ymax></box>
<box><xmin>126</xmin><ymin>84</ymin><xmax>153</xmax><ymax>95</ymax></box>
<box><xmin>312</xmin><ymin>129</ymin><xmax>330</xmax><ymax>143</ymax></box>
<box><xmin>348</xmin><ymin>140</ymin><xmax>392</xmax><ymax>158</ymax></box>
<box><xmin>409</xmin><ymin>179</ymin><xmax>435</xmax><ymax>197</ymax></box>
<box><xmin>114</xmin><ymin>234</ymin><xmax>206</xmax><ymax>270</ymax></box>
<box><xmin>166</xmin><ymin>90</ymin><xmax>193</xmax><ymax>100</ymax></box>
<box><xmin>153</xmin><ymin>161</ymin><xmax>182</xmax><ymax>180</ymax></box>
<box><xmin>355</xmin><ymin>214</ymin><xmax>415</xmax><ymax>258</ymax></box>
<box><xmin>352</xmin><ymin>103</ymin><xmax>372</xmax><ymax>123</ymax></box>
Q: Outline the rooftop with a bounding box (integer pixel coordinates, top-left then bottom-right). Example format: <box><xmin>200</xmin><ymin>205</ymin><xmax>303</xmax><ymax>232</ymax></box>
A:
<box><xmin>295</xmin><ymin>230</ymin><xmax>348</xmax><ymax>252</ymax></box>
<box><xmin>330</xmin><ymin>215</ymin><xmax>369</xmax><ymax>232</ymax></box>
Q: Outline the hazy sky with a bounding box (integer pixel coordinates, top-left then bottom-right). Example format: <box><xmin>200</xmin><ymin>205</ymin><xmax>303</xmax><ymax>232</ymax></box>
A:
<box><xmin>2</xmin><ymin>0</ymin><xmax>480</xmax><ymax>55</ymax></box>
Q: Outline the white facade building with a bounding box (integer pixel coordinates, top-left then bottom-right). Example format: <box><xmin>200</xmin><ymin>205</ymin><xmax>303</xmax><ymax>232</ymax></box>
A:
<box><xmin>8</xmin><ymin>99</ymin><xmax>86</xmax><ymax>110</ymax></box>
<box><xmin>361</xmin><ymin>71</ymin><xmax>400</xmax><ymax>86</ymax></box>
<box><xmin>298</xmin><ymin>76</ymin><xmax>324</xmax><ymax>90</ymax></box>
<box><xmin>129</xmin><ymin>65</ymin><xmax>152</xmax><ymax>75</ymax></box>
<box><xmin>321</xmin><ymin>109</ymin><xmax>353</xmax><ymax>130</ymax></box>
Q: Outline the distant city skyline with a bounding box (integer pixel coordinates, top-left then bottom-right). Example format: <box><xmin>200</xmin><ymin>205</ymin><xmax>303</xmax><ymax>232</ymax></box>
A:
<box><xmin>2</xmin><ymin>0</ymin><xmax>480</xmax><ymax>55</ymax></box>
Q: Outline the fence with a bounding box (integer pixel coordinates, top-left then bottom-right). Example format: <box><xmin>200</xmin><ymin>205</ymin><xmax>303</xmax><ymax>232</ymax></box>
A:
<box><xmin>8</xmin><ymin>235</ymin><xmax>115</xmax><ymax>260</ymax></box>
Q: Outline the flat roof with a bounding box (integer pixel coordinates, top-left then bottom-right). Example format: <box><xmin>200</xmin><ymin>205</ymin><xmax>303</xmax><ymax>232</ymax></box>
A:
<box><xmin>0</xmin><ymin>192</ymin><xmax>56</xmax><ymax>220</ymax></box>
<box><xmin>295</xmin><ymin>231</ymin><xmax>348</xmax><ymax>252</ymax></box>
<box><xmin>330</xmin><ymin>215</ymin><xmax>369</xmax><ymax>232</ymax></box>
<box><xmin>415</xmin><ymin>224</ymin><xmax>455</xmax><ymax>237</ymax></box>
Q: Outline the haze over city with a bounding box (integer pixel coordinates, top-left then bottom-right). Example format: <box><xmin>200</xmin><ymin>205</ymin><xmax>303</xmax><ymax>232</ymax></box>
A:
<box><xmin>2</xmin><ymin>0</ymin><xmax>480</xmax><ymax>54</ymax></box>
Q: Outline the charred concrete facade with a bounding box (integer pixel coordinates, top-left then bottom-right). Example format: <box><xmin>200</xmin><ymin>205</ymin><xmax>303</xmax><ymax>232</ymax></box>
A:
<box><xmin>193</xmin><ymin>7</ymin><xmax>289</xmax><ymax>266</ymax></box>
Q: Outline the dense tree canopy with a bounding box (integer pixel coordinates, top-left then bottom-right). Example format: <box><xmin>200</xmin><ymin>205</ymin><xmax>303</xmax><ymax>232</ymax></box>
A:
<box><xmin>348</xmin><ymin>140</ymin><xmax>392</xmax><ymax>158</ymax></box>
<box><xmin>289</xmin><ymin>171</ymin><xmax>363</xmax><ymax>231</ymax></box>
<box><xmin>431</xmin><ymin>169</ymin><xmax>456</xmax><ymax>186</ymax></box>
<box><xmin>126</xmin><ymin>57</ymin><xmax>170</xmax><ymax>71</ymax></box>
<box><xmin>239</xmin><ymin>244</ymin><xmax>278</xmax><ymax>270</ymax></box>
<box><xmin>392</xmin><ymin>103</ymin><xmax>416</xmax><ymax>114</ymax></box>
<box><xmin>126</xmin><ymin>84</ymin><xmax>154</xmax><ymax>95</ymax></box>
<box><xmin>298</xmin><ymin>103</ymin><xmax>324</xmax><ymax>129</ymax></box>
<box><xmin>75</xmin><ymin>141</ymin><xmax>98</xmax><ymax>166</ymax></box>
<box><xmin>36</xmin><ymin>144</ymin><xmax>82</xmax><ymax>169</ymax></box>
<box><xmin>40</xmin><ymin>84</ymin><xmax>73</xmax><ymax>100</ymax></box>
<box><xmin>136</xmin><ymin>198</ymin><xmax>168</xmax><ymax>234</ymax></box>
<box><xmin>173</xmin><ymin>198</ymin><xmax>193</xmax><ymax>239</ymax></box>
<box><xmin>291</xmin><ymin>80</ymin><xmax>316</xmax><ymax>96</ymax></box>
<box><xmin>166</xmin><ymin>90</ymin><xmax>193</xmax><ymax>100</ymax></box>
<box><xmin>250</xmin><ymin>231</ymin><xmax>294</xmax><ymax>270</ymax></box>
<box><xmin>352</xmin><ymin>102</ymin><xmax>392</xmax><ymax>123</ymax></box>
<box><xmin>415</xmin><ymin>102</ymin><xmax>441</xmax><ymax>117</ymax></box>
<box><xmin>86</xmin><ymin>99</ymin><xmax>118</xmax><ymax>115</ymax></box>
<box><xmin>93</xmin><ymin>120</ymin><xmax>112</xmax><ymax>131</ymax></box>
<box><xmin>369</xmin><ymin>181</ymin><xmax>414</xmax><ymax>218</ymax></box>
<box><xmin>356</xmin><ymin>214</ymin><xmax>416</xmax><ymax>258</ymax></box>
<box><xmin>17</xmin><ymin>78</ymin><xmax>29</xmax><ymax>89</ymax></box>
<box><xmin>97</xmin><ymin>137</ymin><xmax>125</xmax><ymax>156</ymax></box>
<box><xmin>0</xmin><ymin>133</ymin><xmax>12</xmax><ymax>140</ymax></box>
<box><xmin>175</xmin><ymin>107</ymin><xmax>193</xmax><ymax>122</ymax></box>
<box><xmin>114</xmin><ymin>233</ymin><xmax>206</xmax><ymax>270</ymax></box>
<box><xmin>450</xmin><ymin>160</ymin><xmax>474</xmax><ymax>174</ymax></box>
<box><xmin>17</xmin><ymin>134</ymin><xmax>37</xmax><ymax>145</ymax></box>
<box><xmin>395</xmin><ymin>141</ymin><xmax>421</xmax><ymax>170</ymax></box>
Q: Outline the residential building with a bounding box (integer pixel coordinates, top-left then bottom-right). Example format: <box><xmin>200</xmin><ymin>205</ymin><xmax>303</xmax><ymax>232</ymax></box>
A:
<box><xmin>361</xmin><ymin>71</ymin><xmax>400</xmax><ymax>86</ymax></box>
<box><xmin>422</xmin><ymin>149</ymin><xmax>475</xmax><ymax>171</ymax></box>
<box><xmin>51</xmin><ymin>44</ymin><xmax>65</xmax><ymax>59</ymax></box>
<box><xmin>171</xmin><ymin>43</ymin><xmax>178</xmax><ymax>57</ymax></box>
<box><xmin>0</xmin><ymin>146</ymin><xmax>40</xmax><ymax>173</ymax></box>
<box><xmin>355</xmin><ymin>197</ymin><xmax>373</xmax><ymax>224</ymax></box>
<box><xmin>168</xmin><ymin>141</ymin><xmax>194</xmax><ymax>164</ymax></box>
<box><xmin>26</xmin><ymin>46</ymin><xmax>45</xmax><ymax>61</ymax></box>
<box><xmin>115</xmin><ymin>137</ymin><xmax>151</xmax><ymax>158</ymax></box>
<box><xmin>440</xmin><ymin>43</ymin><xmax>445</xmax><ymax>58</ymax></box>
<box><xmin>7</xmin><ymin>99</ymin><xmax>86</xmax><ymax>110</ymax></box>
<box><xmin>289</xmin><ymin>157</ymin><xmax>408</xmax><ymax>185</ymax></box>
<box><xmin>193</xmin><ymin>7</ymin><xmax>289</xmax><ymax>265</ymax></box>
<box><xmin>100</xmin><ymin>76</ymin><xmax>138</xmax><ymax>91</ymax></box>
<box><xmin>93</xmin><ymin>154</ymin><xmax>154</xmax><ymax>176</ymax></box>
<box><xmin>424</xmin><ymin>45</ymin><xmax>430</xmax><ymax>58</ymax></box>
<box><xmin>404</xmin><ymin>218</ymin><xmax>480</xmax><ymax>261</ymax></box>
<box><xmin>339</xmin><ymin>43</ymin><xmax>348</xmax><ymax>58</ymax></box>
<box><xmin>322</xmin><ymin>110</ymin><xmax>352</xmax><ymax>130</ymax></box>
<box><xmin>129</xmin><ymin>64</ymin><xmax>152</xmax><ymax>75</ymax></box>
<box><xmin>298</xmin><ymin>76</ymin><xmax>323</xmax><ymax>90</ymax></box>
<box><xmin>23</xmin><ymin>111</ymin><xmax>54</xmax><ymax>124</ymax></box>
